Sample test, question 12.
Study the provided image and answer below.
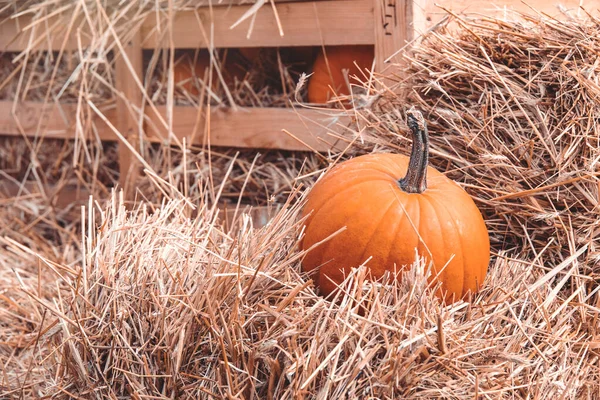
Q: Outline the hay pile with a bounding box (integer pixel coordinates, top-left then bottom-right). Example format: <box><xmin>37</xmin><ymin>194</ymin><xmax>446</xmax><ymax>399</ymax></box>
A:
<box><xmin>4</xmin><ymin>189</ymin><xmax>598</xmax><ymax>398</ymax></box>
<box><xmin>137</xmin><ymin>145</ymin><xmax>324</xmax><ymax>206</ymax></box>
<box><xmin>350</xmin><ymin>11</ymin><xmax>600</xmax><ymax>269</ymax></box>
<box><xmin>2</xmin><ymin>4</ymin><xmax>600</xmax><ymax>400</ymax></box>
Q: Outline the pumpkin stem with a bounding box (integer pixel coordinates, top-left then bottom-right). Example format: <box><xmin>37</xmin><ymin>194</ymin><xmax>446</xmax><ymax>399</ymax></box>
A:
<box><xmin>399</xmin><ymin>108</ymin><xmax>429</xmax><ymax>194</ymax></box>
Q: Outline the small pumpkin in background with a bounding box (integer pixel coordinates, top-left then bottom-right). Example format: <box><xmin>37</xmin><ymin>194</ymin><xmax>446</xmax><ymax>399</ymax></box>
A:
<box><xmin>238</xmin><ymin>47</ymin><xmax>261</xmax><ymax>64</ymax></box>
<box><xmin>307</xmin><ymin>45</ymin><xmax>374</xmax><ymax>106</ymax></box>
<box><xmin>300</xmin><ymin>109</ymin><xmax>490</xmax><ymax>303</ymax></box>
<box><xmin>173</xmin><ymin>51</ymin><xmax>246</xmax><ymax>96</ymax></box>
<box><xmin>172</xmin><ymin>53</ymin><xmax>210</xmax><ymax>96</ymax></box>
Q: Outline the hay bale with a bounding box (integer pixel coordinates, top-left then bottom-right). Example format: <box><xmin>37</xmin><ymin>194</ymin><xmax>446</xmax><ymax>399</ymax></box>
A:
<box><xmin>349</xmin><ymin>12</ymin><xmax>600</xmax><ymax>275</ymax></box>
<box><xmin>3</xmin><ymin>191</ymin><xmax>598</xmax><ymax>398</ymax></box>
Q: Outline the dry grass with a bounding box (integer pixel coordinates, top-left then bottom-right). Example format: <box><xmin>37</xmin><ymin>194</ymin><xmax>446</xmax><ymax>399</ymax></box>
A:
<box><xmin>137</xmin><ymin>145</ymin><xmax>325</xmax><ymax>206</ymax></box>
<box><xmin>2</xmin><ymin>1</ymin><xmax>600</xmax><ymax>399</ymax></box>
<box><xmin>344</xmin><ymin>11</ymin><xmax>600</xmax><ymax>269</ymax></box>
<box><xmin>0</xmin><ymin>0</ymin><xmax>318</xmax><ymax>208</ymax></box>
<box><xmin>2</xmin><ymin>188</ymin><xmax>599</xmax><ymax>398</ymax></box>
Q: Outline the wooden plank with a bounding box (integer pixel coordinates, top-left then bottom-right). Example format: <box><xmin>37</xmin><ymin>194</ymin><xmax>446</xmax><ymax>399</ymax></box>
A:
<box><xmin>141</xmin><ymin>0</ymin><xmax>374</xmax><ymax>49</ymax></box>
<box><xmin>0</xmin><ymin>15</ymin><xmax>91</xmax><ymax>52</ymax></box>
<box><xmin>412</xmin><ymin>0</ymin><xmax>431</xmax><ymax>38</ymax></box>
<box><xmin>145</xmin><ymin>106</ymin><xmax>351</xmax><ymax>152</ymax></box>
<box><xmin>115</xmin><ymin>30</ymin><xmax>144</xmax><ymax>198</ymax></box>
<box><xmin>373</xmin><ymin>0</ymin><xmax>418</xmax><ymax>81</ymax></box>
<box><xmin>0</xmin><ymin>101</ymin><xmax>116</xmax><ymax>141</ymax></box>
<box><xmin>1</xmin><ymin>100</ymin><xmax>353</xmax><ymax>152</ymax></box>
<box><xmin>2</xmin><ymin>1</ymin><xmax>374</xmax><ymax>52</ymax></box>
<box><xmin>424</xmin><ymin>0</ymin><xmax>594</xmax><ymax>27</ymax></box>
<box><xmin>0</xmin><ymin>180</ymin><xmax>90</xmax><ymax>209</ymax></box>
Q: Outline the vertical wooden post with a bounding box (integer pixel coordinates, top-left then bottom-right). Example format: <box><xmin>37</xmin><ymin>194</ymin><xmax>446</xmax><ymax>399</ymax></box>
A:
<box><xmin>374</xmin><ymin>0</ymin><xmax>428</xmax><ymax>84</ymax></box>
<box><xmin>116</xmin><ymin>29</ymin><xmax>144</xmax><ymax>199</ymax></box>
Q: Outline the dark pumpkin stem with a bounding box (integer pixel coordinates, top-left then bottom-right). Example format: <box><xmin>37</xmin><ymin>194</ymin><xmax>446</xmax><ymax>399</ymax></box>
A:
<box><xmin>398</xmin><ymin>108</ymin><xmax>429</xmax><ymax>194</ymax></box>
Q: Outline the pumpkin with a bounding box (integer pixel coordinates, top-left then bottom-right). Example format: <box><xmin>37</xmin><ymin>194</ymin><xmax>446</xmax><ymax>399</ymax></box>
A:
<box><xmin>238</xmin><ymin>47</ymin><xmax>261</xmax><ymax>64</ymax></box>
<box><xmin>299</xmin><ymin>109</ymin><xmax>490</xmax><ymax>303</ymax></box>
<box><xmin>307</xmin><ymin>45</ymin><xmax>374</xmax><ymax>106</ymax></box>
<box><xmin>173</xmin><ymin>51</ymin><xmax>246</xmax><ymax>96</ymax></box>
<box><xmin>172</xmin><ymin>53</ymin><xmax>209</xmax><ymax>96</ymax></box>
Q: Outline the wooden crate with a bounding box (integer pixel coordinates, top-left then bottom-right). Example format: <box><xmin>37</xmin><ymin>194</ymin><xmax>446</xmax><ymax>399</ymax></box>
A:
<box><xmin>0</xmin><ymin>0</ymin><xmax>585</xmax><ymax>204</ymax></box>
<box><xmin>0</xmin><ymin>0</ymin><xmax>428</xmax><ymax>201</ymax></box>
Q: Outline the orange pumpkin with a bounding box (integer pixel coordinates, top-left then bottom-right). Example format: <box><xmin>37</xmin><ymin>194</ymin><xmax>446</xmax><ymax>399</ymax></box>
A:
<box><xmin>238</xmin><ymin>47</ymin><xmax>261</xmax><ymax>64</ymax></box>
<box><xmin>173</xmin><ymin>52</ymin><xmax>246</xmax><ymax>96</ymax></box>
<box><xmin>307</xmin><ymin>45</ymin><xmax>374</xmax><ymax>106</ymax></box>
<box><xmin>300</xmin><ymin>109</ymin><xmax>490</xmax><ymax>303</ymax></box>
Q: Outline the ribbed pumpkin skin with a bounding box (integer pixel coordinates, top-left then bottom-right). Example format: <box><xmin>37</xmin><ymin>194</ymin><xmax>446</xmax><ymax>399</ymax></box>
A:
<box><xmin>307</xmin><ymin>45</ymin><xmax>374</xmax><ymax>105</ymax></box>
<box><xmin>300</xmin><ymin>153</ymin><xmax>490</xmax><ymax>302</ymax></box>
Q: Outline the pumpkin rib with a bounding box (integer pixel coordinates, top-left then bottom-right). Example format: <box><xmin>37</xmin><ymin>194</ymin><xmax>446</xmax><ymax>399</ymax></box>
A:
<box><xmin>391</xmin><ymin>194</ymin><xmax>421</xmax><ymax>270</ymax></box>
<box><xmin>441</xmin><ymin>191</ymin><xmax>487</xmax><ymax>296</ymax></box>
<box><xmin>355</xmin><ymin>193</ymin><xmax>399</xmax><ymax>273</ymax></box>
<box><xmin>382</xmin><ymin>191</ymin><xmax>410</xmax><ymax>271</ymax></box>
<box><xmin>389</xmin><ymin>194</ymin><xmax>421</xmax><ymax>270</ymax></box>
<box><xmin>420</xmin><ymin>193</ymin><xmax>456</xmax><ymax>296</ymax></box>
<box><xmin>417</xmin><ymin>193</ymin><xmax>440</xmax><ymax>262</ymax></box>
<box><xmin>305</xmin><ymin>182</ymin><xmax>398</xmax><ymax>272</ymax></box>
<box><xmin>428</xmin><ymin>193</ymin><xmax>467</xmax><ymax>299</ymax></box>
<box><xmin>412</xmin><ymin>196</ymin><xmax>422</xmax><ymax>266</ymax></box>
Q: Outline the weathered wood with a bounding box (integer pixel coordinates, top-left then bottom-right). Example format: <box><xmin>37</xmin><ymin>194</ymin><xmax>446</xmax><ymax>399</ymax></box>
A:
<box><xmin>0</xmin><ymin>101</ymin><xmax>116</xmax><ymax>141</ymax></box>
<box><xmin>0</xmin><ymin>180</ymin><xmax>90</xmax><ymax>209</ymax></box>
<box><xmin>424</xmin><ymin>0</ymin><xmax>591</xmax><ymax>28</ymax></box>
<box><xmin>145</xmin><ymin>106</ymin><xmax>351</xmax><ymax>152</ymax></box>
<box><xmin>115</xmin><ymin>30</ymin><xmax>144</xmax><ymax>198</ymax></box>
<box><xmin>412</xmin><ymin>0</ymin><xmax>430</xmax><ymax>38</ymax></box>
<box><xmin>141</xmin><ymin>0</ymin><xmax>374</xmax><ymax>49</ymax></box>
<box><xmin>2</xmin><ymin>1</ymin><xmax>374</xmax><ymax>52</ymax></box>
<box><xmin>373</xmin><ymin>0</ymin><xmax>417</xmax><ymax>82</ymax></box>
<box><xmin>0</xmin><ymin>15</ymin><xmax>90</xmax><ymax>52</ymax></box>
<box><xmin>1</xmin><ymin>101</ymin><xmax>352</xmax><ymax>152</ymax></box>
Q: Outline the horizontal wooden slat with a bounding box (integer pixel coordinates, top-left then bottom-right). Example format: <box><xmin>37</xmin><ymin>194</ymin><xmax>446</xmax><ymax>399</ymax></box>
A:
<box><xmin>425</xmin><ymin>0</ymin><xmax>592</xmax><ymax>28</ymax></box>
<box><xmin>0</xmin><ymin>15</ymin><xmax>92</xmax><ymax>52</ymax></box>
<box><xmin>145</xmin><ymin>105</ymin><xmax>351</xmax><ymax>151</ymax></box>
<box><xmin>1</xmin><ymin>0</ymin><xmax>373</xmax><ymax>52</ymax></box>
<box><xmin>0</xmin><ymin>180</ymin><xmax>91</xmax><ymax>209</ymax></box>
<box><xmin>0</xmin><ymin>101</ymin><xmax>351</xmax><ymax>152</ymax></box>
<box><xmin>0</xmin><ymin>101</ymin><xmax>116</xmax><ymax>141</ymax></box>
<box><xmin>142</xmin><ymin>0</ymin><xmax>374</xmax><ymax>49</ymax></box>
